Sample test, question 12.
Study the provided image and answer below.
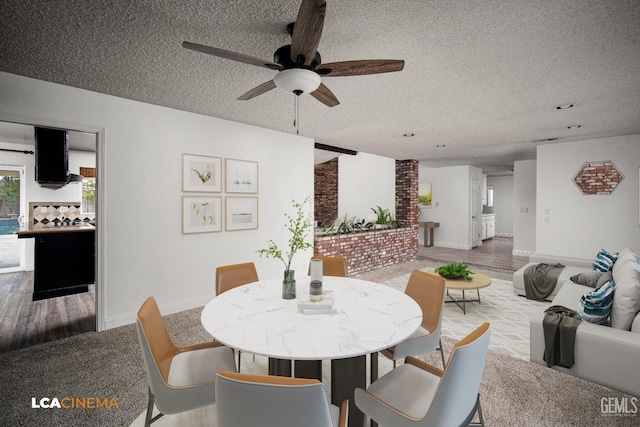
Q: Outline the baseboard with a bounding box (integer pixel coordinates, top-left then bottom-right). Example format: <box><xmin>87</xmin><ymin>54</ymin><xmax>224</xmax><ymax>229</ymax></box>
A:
<box><xmin>104</xmin><ymin>293</ymin><xmax>216</xmax><ymax>330</ymax></box>
<box><xmin>497</xmin><ymin>232</ymin><xmax>514</xmax><ymax>238</ymax></box>
<box><xmin>512</xmin><ymin>249</ymin><xmax>534</xmax><ymax>257</ymax></box>
<box><xmin>433</xmin><ymin>242</ymin><xmax>473</xmax><ymax>250</ymax></box>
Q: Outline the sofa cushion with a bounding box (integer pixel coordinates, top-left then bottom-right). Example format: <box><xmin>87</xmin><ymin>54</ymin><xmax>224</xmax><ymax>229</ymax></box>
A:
<box><xmin>631</xmin><ymin>312</ymin><xmax>640</xmax><ymax>334</ymax></box>
<box><xmin>610</xmin><ymin>260</ymin><xmax>640</xmax><ymax>330</ymax></box>
<box><xmin>570</xmin><ymin>270</ymin><xmax>604</xmax><ymax>288</ymax></box>
<box><xmin>612</xmin><ymin>247</ymin><xmax>638</xmax><ymax>279</ymax></box>
<box><xmin>576</xmin><ymin>281</ymin><xmax>615</xmax><ymax>325</ymax></box>
<box><xmin>592</xmin><ymin>249</ymin><xmax>618</xmax><ymax>272</ymax></box>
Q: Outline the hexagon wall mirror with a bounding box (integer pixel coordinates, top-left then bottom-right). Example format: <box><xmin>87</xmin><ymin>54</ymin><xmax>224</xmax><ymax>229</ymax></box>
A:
<box><xmin>573</xmin><ymin>161</ymin><xmax>623</xmax><ymax>195</ymax></box>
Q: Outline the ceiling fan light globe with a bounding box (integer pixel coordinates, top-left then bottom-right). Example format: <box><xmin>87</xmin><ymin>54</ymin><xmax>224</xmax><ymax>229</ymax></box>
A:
<box><xmin>273</xmin><ymin>68</ymin><xmax>321</xmax><ymax>95</ymax></box>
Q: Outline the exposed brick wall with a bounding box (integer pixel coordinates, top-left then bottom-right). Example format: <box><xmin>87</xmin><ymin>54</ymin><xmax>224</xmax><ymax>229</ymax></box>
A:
<box><xmin>313</xmin><ymin>159</ymin><xmax>419</xmax><ymax>276</ymax></box>
<box><xmin>314</xmin><ymin>227</ymin><xmax>418</xmax><ymax>276</ymax></box>
<box><xmin>314</xmin><ymin>159</ymin><xmax>338</xmax><ymax>226</ymax></box>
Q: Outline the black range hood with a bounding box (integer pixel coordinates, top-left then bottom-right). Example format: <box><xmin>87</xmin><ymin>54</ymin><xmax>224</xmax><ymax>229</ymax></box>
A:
<box><xmin>35</xmin><ymin>127</ymin><xmax>83</xmax><ymax>189</ymax></box>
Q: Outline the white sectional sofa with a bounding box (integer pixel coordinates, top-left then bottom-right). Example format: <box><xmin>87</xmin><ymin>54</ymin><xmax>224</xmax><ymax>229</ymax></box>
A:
<box><xmin>513</xmin><ymin>254</ymin><xmax>593</xmax><ymax>300</ymax></box>
<box><xmin>528</xmin><ymin>248</ymin><xmax>640</xmax><ymax>397</ymax></box>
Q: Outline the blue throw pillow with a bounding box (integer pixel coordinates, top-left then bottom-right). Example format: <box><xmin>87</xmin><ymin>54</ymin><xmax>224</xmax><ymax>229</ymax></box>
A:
<box><xmin>592</xmin><ymin>249</ymin><xmax>618</xmax><ymax>272</ymax></box>
<box><xmin>577</xmin><ymin>281</ymin><xmax>615</xmax><ymax>324</ymax></box>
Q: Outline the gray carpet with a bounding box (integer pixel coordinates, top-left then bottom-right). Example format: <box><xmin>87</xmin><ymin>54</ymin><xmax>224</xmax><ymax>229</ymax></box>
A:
<box><xmin>2</xmin><ymin>303</ymin><xmax>636</xmax><ymax>426</ymax></box>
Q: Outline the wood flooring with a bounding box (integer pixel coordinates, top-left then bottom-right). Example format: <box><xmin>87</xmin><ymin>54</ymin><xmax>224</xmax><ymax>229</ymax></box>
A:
<box><xmin>417</xmin><ymin>236</ymin><xmax>528</xmax><ymax>280</ymax></box>
<box><xmin>0</xmin><ymin>271</ymin><xmax>95</xmax><ymax>353</ymax></box>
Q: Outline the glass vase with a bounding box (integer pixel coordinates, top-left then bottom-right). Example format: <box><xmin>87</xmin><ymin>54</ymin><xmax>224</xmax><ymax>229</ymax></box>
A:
<box><xmin>282</xmin><ymin>269</ymin><xmax>296</xmax><ymax>299</ymax></box>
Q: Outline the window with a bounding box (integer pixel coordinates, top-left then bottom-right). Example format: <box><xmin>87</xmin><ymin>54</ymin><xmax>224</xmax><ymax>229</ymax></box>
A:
<box><xmin>80</xmin><ymin>167</ymin><xmax>96</xmax><ymax>214</ymax></box>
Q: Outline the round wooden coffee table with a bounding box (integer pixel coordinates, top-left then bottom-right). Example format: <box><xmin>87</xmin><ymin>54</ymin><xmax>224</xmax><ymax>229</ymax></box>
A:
<box><xmin>434</xmin><ymin>271</ymin><xmax>491</xmax><ymax>314</ymax></box>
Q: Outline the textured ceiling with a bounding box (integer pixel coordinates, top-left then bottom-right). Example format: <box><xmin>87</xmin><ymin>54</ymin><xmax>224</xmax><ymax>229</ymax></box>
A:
<box><xmin>1</xmin><ymin>0</ymin><xmax>639</xmax><ymax>174</ymax></box>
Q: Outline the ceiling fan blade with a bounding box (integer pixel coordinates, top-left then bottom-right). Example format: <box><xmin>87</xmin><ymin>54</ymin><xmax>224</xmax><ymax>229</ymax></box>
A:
<box><xmin>182</xmin><ymin>41</ymin><xmax>282</xmax><ymax>71</ymax></box>
<box><xmin>291</xmin><ymin>0</ymin><xmax>326</xmax><ymax>66</ymax></box>
<box><xmin>316</xmin><ymin>59</ymin><xmax>404</xmax><ymax>77</ymax></box>
<box><xmin>311</xmin><ymin>83</ymin><xmax>340</xmax><ymax>107</ymax></box>
<box><xmin>237</xmin><ymin>80</ymin><xmax>277</xmax><ymax>100</ymax></box>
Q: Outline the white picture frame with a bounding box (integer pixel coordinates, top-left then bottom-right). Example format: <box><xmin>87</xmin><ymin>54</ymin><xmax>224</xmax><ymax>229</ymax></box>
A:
<box><xmin>182</xmin><ymin>196</ymin><xmax>222</xmax><ymax>234</ymax></box>
<box><xmin>225</xmin><ymin>158</ymin><xmax>258</xmax><ymax>193</ymax></box>
<box><xmin>225</xmin><ymin>197</ymin><xmax>258</xmax><ymax>231</ymax></box>
<box><xmin>182</xmin><ymin>154</ymin><xmax>222</xmax><ymax>192</ymax></box>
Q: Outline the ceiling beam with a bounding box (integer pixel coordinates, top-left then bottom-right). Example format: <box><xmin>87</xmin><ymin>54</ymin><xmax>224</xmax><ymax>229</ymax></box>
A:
<box><xmin>314</xmin><ymin>142</ymin><xmax>357</xmax><ymax>156</ymax></box>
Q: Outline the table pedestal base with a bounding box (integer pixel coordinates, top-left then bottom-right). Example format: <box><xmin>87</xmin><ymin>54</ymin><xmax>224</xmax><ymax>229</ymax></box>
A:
<box><xmin>332</xmin><ymin>355</ymin><xmax>366</xmax><ymax>427</ymax></box>
<box><xmin>267</xmin><ymin>359</ymin><xmax>323</xmax><ymax>381</ymax></box>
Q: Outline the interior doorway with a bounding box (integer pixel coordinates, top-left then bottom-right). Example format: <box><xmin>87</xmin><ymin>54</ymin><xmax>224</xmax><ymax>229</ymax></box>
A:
<box><xmin>0</xmin><ymin>121</ymin><xmax>98</xmax><ymax>352</ymax></box>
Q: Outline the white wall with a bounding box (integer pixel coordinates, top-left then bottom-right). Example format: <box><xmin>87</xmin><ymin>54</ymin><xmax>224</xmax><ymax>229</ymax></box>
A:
<box><xmin>536</xmin><ymin>135</ymin><xmax>640</xmax><ymax>260</ymax></box>
<box><xmin>419</xmin><ymin>164</ymin><xmax>475</xmax><ymax>249</ymax></box>
<box><xmin>338</xmin><ymin>152</ymin><xmax>395</xmax><ymax>221</ymax></box>
<box><xmin>0</xmin><ymin>71</ymin><xmax>315</xmax><ymax>329</ymax></box>
<box><xmin>487</xmin><ymin>175</ymin><xmax>513</xmax><ymax>237</ymax></box>
<box><xmin>513</xmin><ymin>159</ymin><xmax>536</xmax><ymax>255</ymax></box>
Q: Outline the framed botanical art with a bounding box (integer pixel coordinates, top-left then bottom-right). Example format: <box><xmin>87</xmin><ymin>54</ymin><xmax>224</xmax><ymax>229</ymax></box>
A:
<box><xmin>182</xmin><ymin>154</ymin><xmax>222</xmax><ymax>192</ymax></box>
<box><xmin>225</xmin><ymin>197</ymin><xmax>258</xmax><ymax>231</ymax></box>
<box><xmin>182</xmin><ymin>196</ymin><xmax>222</xmax><ymax>234</ymax></box>
<box><xmin>419</xmin><ymin>182</ymin><xmax>432</xmax><ymax>208</ymax></box>
<box><xmin>225</xmin><ymin>158</ymin><xmax>258</xmax><ymax>193</ymax></box>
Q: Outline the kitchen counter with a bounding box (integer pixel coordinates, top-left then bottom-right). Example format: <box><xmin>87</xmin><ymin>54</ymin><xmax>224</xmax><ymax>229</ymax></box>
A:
<box><xmin>15</xmin><ymin>223</ymin><xmax>95</xmax><ymax>238</ymax></box>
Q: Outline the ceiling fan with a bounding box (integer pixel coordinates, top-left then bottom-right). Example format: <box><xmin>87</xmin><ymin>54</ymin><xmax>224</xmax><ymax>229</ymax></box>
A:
<box><xmin>182</xmin><ymin>0</ymin><xmax>404</xmax><ymax>107</ymax></box>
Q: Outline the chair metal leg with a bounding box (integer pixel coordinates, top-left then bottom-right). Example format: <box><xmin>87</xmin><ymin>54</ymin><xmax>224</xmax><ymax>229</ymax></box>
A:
<box><xmin>438</xmin><ymin>337</ymin><xmax>446</xmax><ymax>368</ymax></box>
<box><xmin>237</xmin><ymin>350</ymin><xmax>242</xmax><ymax>372</ymax></box>
<box><xmin>145</xmin><ymin>387</ymin><xmax>164</xmax><ymax>427</ymax></box>
<box><xmin>467</xmin><ymin>394</ymin><xmax>484</xmax><ymax>427</ymax></box>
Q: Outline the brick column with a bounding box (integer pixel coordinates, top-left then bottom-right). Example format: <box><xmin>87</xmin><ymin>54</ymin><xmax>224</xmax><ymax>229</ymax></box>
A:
<box><xmin>314</xmin><ymin>158</ymin><xmax>338</xmax><ymax>226</ymax></box>
<box><xmin>395</xmin><ymin>160</ymin><xmax>419</xmax><ymax>260</ymax></box>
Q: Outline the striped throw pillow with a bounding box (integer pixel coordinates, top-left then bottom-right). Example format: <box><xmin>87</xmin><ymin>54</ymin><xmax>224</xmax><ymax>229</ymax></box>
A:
<box><xmin>592</xmin><ymin>249</ymin><xmax>618</xmax><ymax>272</ymax></box>
<box><xmin>577</xmin><ymin>281</ymin><xmax>615</xmax><ymax>324</ymax></box>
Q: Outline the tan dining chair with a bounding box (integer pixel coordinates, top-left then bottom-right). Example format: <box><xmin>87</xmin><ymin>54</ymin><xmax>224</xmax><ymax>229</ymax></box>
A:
<box><xmin>216</xmin><ymin>371</ymin><xmax>349</xmax><ymax>427</ymax></box>
<box><xmin>215</xmin><ymin>262</ymin><xmax>260</xmax><ymax>370</ymax></box>
<box><xmin>380</xmin><ymin>269</ymin><xmax>446</xmax><ymax>368</ymax></box>
<box><xmin>135</xmin><ymin>297</ymin><xmax>237</xmax><ymax>427</ymax></box>
<box><xmin>215</xmin><ymin>261</ymin><xmax>259</xmax><ymax>295</ymax></box>
<box><xmin>307</xmin><ymin>256</ymin><xmax>348</xmax><ymax>277</ymax></box>
<box><xmin>356</xmin><ymin>322</ymin><xmax>491</xmax><ymax>427</ymax></box>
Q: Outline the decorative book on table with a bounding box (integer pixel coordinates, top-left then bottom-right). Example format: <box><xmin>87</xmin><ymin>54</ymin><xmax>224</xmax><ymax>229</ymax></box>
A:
<box><xmin>297</xmin><ymin>290</ymin><xmax>335</xmax><ymax>310</ymax></box>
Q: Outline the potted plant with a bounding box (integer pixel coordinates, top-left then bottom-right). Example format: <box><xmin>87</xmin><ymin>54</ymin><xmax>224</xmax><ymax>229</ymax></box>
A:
<box><xmin>256</xmin><ymin>196</ymin><xmax>313</xmax><ymax>299</ymax></box>
<box><xmin>434</xmin><ymin>263</ymin><xmax>473</xmax><ymax>281</ymax></box>
<box><xmin>371</xmin><ymin>206</ymin><xmax>391</xmax><ymax>229</ymax></box>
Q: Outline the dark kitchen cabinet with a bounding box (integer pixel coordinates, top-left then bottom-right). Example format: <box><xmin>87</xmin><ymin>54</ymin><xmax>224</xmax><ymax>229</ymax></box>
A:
<box><xmin>33</xmin><ymin>231</ymin><xmax>95</xmax><ymax>301</ymax></box>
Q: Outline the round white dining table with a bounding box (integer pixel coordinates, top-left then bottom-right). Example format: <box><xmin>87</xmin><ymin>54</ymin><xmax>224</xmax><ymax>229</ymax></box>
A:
<box><xmin>201</xmin><ymin>275</ymin><xmax>422</xmax><ymax>427</ymax></box>
<box><xmin>201</xmin><ymin>275</ymin><xmax>421</xmax><ymax>360</ymax></box>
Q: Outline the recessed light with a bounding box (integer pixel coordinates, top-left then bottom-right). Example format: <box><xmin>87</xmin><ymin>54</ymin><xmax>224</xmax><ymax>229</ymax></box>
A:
<box><xmin>436</xmin><ymin>144</ymin><xmax>446</xmax><ymax>148</ymax></box>
<box><xmin>567</xmin><ymin>124</ymin><xmax>582</xmax><ymax>129</ymax></box>
<box><xmin>555</xmin><ymin>103</ymin><xmax>575</xmax><ymax>110</ymax></box>
<box><xmin>403</xmin><ymin>133</ymin><xmax>415</xmax><ymax>137</ymax></box>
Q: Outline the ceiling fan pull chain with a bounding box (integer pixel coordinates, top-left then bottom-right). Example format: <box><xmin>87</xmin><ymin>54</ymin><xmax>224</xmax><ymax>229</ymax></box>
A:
<box><xmin>294</xmin><ymin>95</ymin><xmax>300</xmax><ymax>135</ymax></box>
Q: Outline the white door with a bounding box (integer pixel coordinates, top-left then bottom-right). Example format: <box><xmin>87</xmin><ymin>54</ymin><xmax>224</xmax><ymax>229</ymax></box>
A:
<box><xmin>471</xmin><ymin>176</ymin><xmax>481</xmax><ymax>247</ymax></box>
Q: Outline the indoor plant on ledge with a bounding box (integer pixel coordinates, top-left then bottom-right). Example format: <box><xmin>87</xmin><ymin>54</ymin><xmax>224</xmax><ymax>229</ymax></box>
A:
<box><xmin>256</xmin><ymin>196</ymin><xmax>313</xmax><ymax>299</ymax></box>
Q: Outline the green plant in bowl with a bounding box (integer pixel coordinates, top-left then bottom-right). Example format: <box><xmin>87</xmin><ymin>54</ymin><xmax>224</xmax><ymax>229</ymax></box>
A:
<box><xmin>434</xmin><ymin>263</ymin><xmax>473</xmax><ymax>281</ymax></box>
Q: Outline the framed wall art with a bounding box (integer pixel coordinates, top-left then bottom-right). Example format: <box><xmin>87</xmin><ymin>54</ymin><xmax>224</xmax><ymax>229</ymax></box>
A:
<box><xmin>182</xmin><ymin>154</ymin><xmax>222</xmax><ymax>192</ymax></box>
<box><xmin>225</xmin><ymin>197</ymin><xmax>258</xmax><ymax>231</ymax></box>
<box><xmin>419</xmin><ymin>182</ymin><xmax>432</xmax><ymax>208</ymax></box>
<box><xmin>182</xmin><ymin>196</ymin><xmax>222</xmax><ymax>234</ymax></box>
<box><xmin>225</xmin><ymin>158</ymin><xmax>258</xmax><ymax>193</ymax></box>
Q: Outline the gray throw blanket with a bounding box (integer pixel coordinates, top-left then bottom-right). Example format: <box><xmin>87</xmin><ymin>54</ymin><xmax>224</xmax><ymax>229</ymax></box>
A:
<box><xmin>524</xmin><ymin>263</ymin><xmax>565</xmax><ymax>301</ymax></box>
<box><xmin>543</xmin><ymin>305</ymin><xmax>581</xmax><ymax>368</ymax></box>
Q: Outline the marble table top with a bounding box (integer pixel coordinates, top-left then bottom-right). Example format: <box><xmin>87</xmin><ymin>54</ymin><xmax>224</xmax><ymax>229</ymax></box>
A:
<box><xmin>201</xmin><ymin>276</ymin><xmax>422</xmax><ymax>360</ymax></box>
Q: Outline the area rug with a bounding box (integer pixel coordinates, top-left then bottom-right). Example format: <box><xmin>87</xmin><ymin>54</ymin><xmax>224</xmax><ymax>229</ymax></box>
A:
<box><xmin>381</xmin><ymin>269</ymin><xmax>550</xmax><ymax>360</ymax></box>
<box><xmin>129</xmin><ymin>336</ymin><xmax>635</xmax><ymax>427</ymax></box>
